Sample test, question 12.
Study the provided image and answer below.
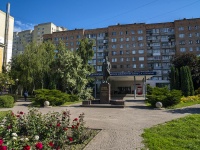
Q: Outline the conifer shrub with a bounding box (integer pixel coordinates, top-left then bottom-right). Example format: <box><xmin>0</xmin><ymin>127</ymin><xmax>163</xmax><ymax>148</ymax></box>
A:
<box><xmin>0</xmin><ymin>95</ymin><xmax>14</xmax><ymax>108</ymax></box>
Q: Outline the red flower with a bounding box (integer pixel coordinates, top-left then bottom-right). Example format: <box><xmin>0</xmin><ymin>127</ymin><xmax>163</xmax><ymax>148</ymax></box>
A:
<box><xmin>56</xmin><ymin>147</ymin><xmax>60</xmax><ymax>150</ymax></box>
<box><xmin>63</xmin><ymin>112</ymin><xmax>66</xmax><ymax>115</ymax></box>
<box><xmin>48</xmin><ymin>141</ymin><xmax>54</xmax><ymax>147</ymax></box>
<box><xmin>11</xmin><ymin>112</ymin><xmax>15</xmax><ymax>116</ymax></box>
<box><xmin>23</xmin><ymin>145</ymin><xmax>31</xmax><ymax>150</ymax></box>
<box><xmin>56</xmin><ymin>123</ymin><xmax>61</xmax><ymax>127</ymax></box>
<box><xmin>72</xmin><ymin>125</ymin><xmax>74</xmax><ymax>129</ymax></box>
<box><xmin>7</xmin><ymin>126</ymin><xmax>11</xmax><ymax>129</ymax></box>
<box><xmin>63</xmin><ymin>127</ymin><xmax>68</xmax><ymax>131</ymax></box>
<box><xmin>0</xmin><ymin>139</ymin><xmax>3</xmax><ymax>146</ymax></box>
<box><xmin>68</xmin><ymin>137</ymin><xmax>73</xmax><ymax>142</ymax></box>
<box><xmin>35</xmin><ymin>142</ymin><xmax>43</xmax><ymax>150</ymax></box>
<box><xmin>19</xmin><ymin>111</ymin><xmax>24</xmax><ymax>115</ymax></box>
<box><xmin>16</xmin><ymin>115</ymin><xmax>20</xmax><ymax>117</ymax></box>
<box><xmin>0</xmin><ymin>146</ymin><xmax>7</xmax><ymax>150</ymax></box>
<box><xmin>73</xmin><ymin>118</ymin><xmax>78</xmax><ymax>121</ymax></box>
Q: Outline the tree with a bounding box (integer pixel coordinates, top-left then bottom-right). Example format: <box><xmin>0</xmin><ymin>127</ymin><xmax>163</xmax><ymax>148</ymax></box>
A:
<box><xmin>180</xmin><ymin>66</ymin><xmax>190</xmax><ymax>96</ymax></box>
<box><xmin>185</xmin><ymin>66</ymin><xmax>194</xmax><ymax>96</ymax></box>
<box><xmin>175</xmin><ymin>68</ymin><xmax>180</xmax><ymax>90</ymax></box>
<box><xmin>169</xmin><ymin>66</ymin><xmax>176</xmax><ymax>90</ymax></box>
<box><xmin>172</xmin><ymin>53</ymin><xmax>200</xmax><ymax>90</ymax></box>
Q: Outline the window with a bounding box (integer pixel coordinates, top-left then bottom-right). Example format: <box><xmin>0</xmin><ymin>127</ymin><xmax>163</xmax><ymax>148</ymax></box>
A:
<box><xmin>120</xmin><ymin>58</ymin><xmax>124</xmax><ymax>62</ymax></box>
<box><xmin>188</xmin><ymin>33</ymin><xmax>192</xmax><ymax>37</ymax></box>
<box><xmin>132</xmin><ymin>57</ymin><xmax>136</xmax><ymax>61</ymax></box>
<box><xmin>138</xmin><ymin>50</ymin><xmax>144</xmax><ymax>54</ymax></box>
<box><xmin>126</xmin><ymin>38</ymin><xmax>129</xmax><ymax>41</ymax></box>
<box><xmin>139</xmin><ymin>43</ymin><xmax>144</xmax><ymax>47</ymax></box>
<box><xmin>120</xmin><ymin>44</ymin><xmax>123</xmax><ymax>48</ymax></box>
<box><xmin>188</xmin><ymin>26</ymin><xmax>192</xmax><ymax>30</ymax></box>
<box><xmin>119</xmin><ymin>31</ymin><xmax>123</xmax><ymax>35</ymax></box>
<box><xmin>112</xmin><ymin>58</ymin><xmax>117</xmax><ymax>62</ymax></box>
<box><xmin>189</xmin><ymin>47</ymin><xmax>193</xmax><ymax>51</ymax></box>
<box><xmin>92</xmin><ymin>47</ymin><xmax>96</xmax><ymax>51</ymax></box>
<box><xmin>112</xmin><ymin>32</ymin><xmax>116</xmax><ymax>35</ymax></box>
<box><xmin>131</xmin><ymin>30</ymin><xmax>135</xmax><ymax>34</ymax></box>
<box><xmin>120</xmin><ymin>65</ymin><xmax>123</xmax><ymax>68</ymax></box>
<box><xmin>70</xmin><ymin>36</ymin><xmax>74</xmax><ymax>39</ymax></box>
<box><xmin>138</xmin><ymin>36</ymin><xmax>143</xmax><ymax>40</ymax></box>
<box><xmin>126</xmin><ymin>44</ymin><xmax>129</xmax><ymax>49</ymax></box>
<box><xmin>179</xmin><ymin>34</ymin><xmax>184</xmax><ymax>38</ymax></box>
<box><xmin>76</xmin><ymin>41</ymin><xmax>80</xmax><ymax>45</ymax></box>
<box><xmin>189</xmin><ymin>40</ymin><xmax>193</xmax><ymax>44</ymax></box>
<box><xmin>132</xmin><ymin>44</ymin><xmax>136</xmax><ymax>47</ymax></box>
<box><xmin>132</xmin><ymin>64</ymin><xmax>136</xmax><ymax>68</ymax></box>
<box><xmin>126</xmin><ymin>64</ymin><xmax>130</xmax><ymax>68</ymax></box>
<box><xmin>139</xmin><ymin>57</ymin><xmax>144</xmax><ymax>61</ymax></box>
<box><xmin>132</xmin><ymin>50</ymin><xmax>136</xmax><ymax>54</ymax></box>
<box><xmin>112</xmin><ymin>51</ymin><xmax>117</xmax><ymax>55</ymax></box>
<box><xmin>126</xmin><ymin>58</ymin><xmax>130</xmax><ymax>61</ymax></box>
<box><xmin>180</xmin><ymin>47</ymin><xmax>186</xmax><ymax>52</ymax></box>
<box><xmin>132</xmin><ymin>37</ymin><xmax>135</xmax><ymax>41</ymax></box>
<box><xmin>196</xmin><ymin>40</ymin><xmax>200</xmax><ymax>44</ymax></box>
<box><xmin>70</xmin><ymin>42</ymin><xmax>74</xmax><ymax>46</ymax></box>
<box><xmin>71</xmin><ymin>48</ymin><xmax>74</xmax><ymax>51</ymax></box>
<box><xmin>111</xmin><ymin>38</ymin><xmax>117</xmax><ymax>42</ymax></box>
<box><xmin>120</xmin><ymin>38</ymin><xmax>123</xmax><ymax>42</ymax></box>
<box><xmin>195</xmin><ymin>26</ymin><xmax>199</xmax><ymax>30</ymax></box>
<box><xmin>140</xmin><ymin>64</ymin><xmax>144</xmax><ymax>68</ymax></box>
<box><xmin>126</xmin><ymin>50</ymin><xmax>130</xmax><ymax>54</ymax></box>
<box><xmin>77</xmin><ymin>35</ymin><xmax>81</xmax><ymax>39</ymax></box>
<box><xmin>120</xmin><ymin>51</ymin><xmax>123</xmax><ymax>55</ymax></box>
<box><xmin>112</xmin><ymin>65</ymin><xmax>117</xmax><ymax>69</ymax></box>
<box><xmin>112</xmin><ymin>45</ymin><xmax>116</xmax><ymax>49</ymax></box>
<box><xmin>179</xmin><ymin>40</ymin><xmax>185</xmax><ymax>45</ymax></box>
<box><xmin>196</xmin><ymin>33</ymin><xmax>200</xmax><ymax>37</ymax></box>
<box><xmin>196</xmin><ymin>47</ymin><xmax>200</xmax><ymax>51</ymax></box>
<box><xmin>178</xmin><ymin>27</ymin><xmax>184</xmax><ymax>31</ymax></box>
<box><xmin>126</xmin><ymin>31</ymin><xmax>128</xmax><ymax>35</ymax></box>
<box><xmin>138</xmin><ymin>30</ymin><xmax>143</xmax><ymax>34</ymax></box>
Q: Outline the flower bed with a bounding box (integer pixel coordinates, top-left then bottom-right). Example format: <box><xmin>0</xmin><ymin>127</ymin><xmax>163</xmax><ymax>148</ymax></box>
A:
<box><xmin>0</xmin><ymin>109</ymin><xmax>96</xmax><ymax>149</ymax></box>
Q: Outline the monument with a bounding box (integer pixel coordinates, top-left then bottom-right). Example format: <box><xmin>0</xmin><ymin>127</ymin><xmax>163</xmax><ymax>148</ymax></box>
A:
<box><xmin>100</xmin><ymin>56</ymin><xmax>111</xmax><ymax>104</ymax></box>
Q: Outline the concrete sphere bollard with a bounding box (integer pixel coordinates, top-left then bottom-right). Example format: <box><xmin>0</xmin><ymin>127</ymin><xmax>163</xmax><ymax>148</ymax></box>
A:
<box><xmin>156</xmin><ymin>102</ymin><xmax>163</xmax><ymax>108</ymax></box>
<box><xmin>44</xmin><ymin>101</ymin><xmax>50</xmax><ymax>107</ymax></box>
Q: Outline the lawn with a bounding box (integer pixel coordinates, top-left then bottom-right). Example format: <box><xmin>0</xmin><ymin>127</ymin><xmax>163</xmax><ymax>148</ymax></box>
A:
<box><xmin>142</xmin><ymin>114</ymin><xmax>200</xmax><ymax>150</ymax></box>
<box><xmin>168</xmin><ymin>100</ymin><xmax>200</xmax><ymax>109</ymax></box>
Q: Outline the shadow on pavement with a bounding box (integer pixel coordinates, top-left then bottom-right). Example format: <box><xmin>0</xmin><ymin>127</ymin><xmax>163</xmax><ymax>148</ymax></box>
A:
<box><xmin>166</xmin><ymin>107</ymin><xmax>200</xmax><ymax>114</ymax></box>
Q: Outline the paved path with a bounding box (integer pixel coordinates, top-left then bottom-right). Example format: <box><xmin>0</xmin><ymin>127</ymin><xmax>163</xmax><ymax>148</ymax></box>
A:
<box><xmin>1</xmin><ymin>97</ymin><xmax>200</xmax><ymax>150</ymax></box>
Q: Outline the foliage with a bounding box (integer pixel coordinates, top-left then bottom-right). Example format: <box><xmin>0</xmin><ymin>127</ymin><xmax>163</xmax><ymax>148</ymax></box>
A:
<box><xmin>32</xmin><ymin>89</ymin><xmax>78</xmax><ymax>106</ymax></box>
<box><xmin>0</xmin><ymin>95</ymin><xmax>14</xmax><ymax>108</ymax></box>
<box><xmin>186</xmin><ymin>66</ymin><xmax>194</xmax><ymax>96</ymax></box>
<box><xmin>142</xmin><ymin>114</ymin><xmax>200</xmax><ymax>150</ymax></box>
<box><xmin>146</xmin><ymin>87</ymin><xmax>182</xmax><ymax>107</ymax></box>
<box><xmin>0</xmin><ymin>111</ymin><xmax>10</xmax><ymax>121</ymax></box>
<box><xmin>172</xmin><ymin>53</ymin><xmax>200</xmax><ymax>90</ymax></box>
<box><xmin>180</xmin><ymin>66</ymin><xmax>190</xmax><ymax>96</ymax></box>
<box><xmin>169</xmin><ymin>66</ymin><xmax>176</xmax><ymax>90</ymax></box>
<box><xmin>195</xmin><ymin>87</ymin><xmax>200</xmax><ymax>95</ymax></box>
<box><xmin>0</xmin><ymin>73</ymin><xmax>14</xmax><ymax>92</ymax></box>
<box><xmin>147</xmin><ymin>85</ymin><xmax>153</xmax><ymax>95</ymax></box>
<box><xmin>180</xmin><ymin>95</ymin><xmax>200</xmax><ymax>103</ymax></box>
<box><xmin>175</xmin><ymin>68</ymin><xmax>180</xmax><ymax>90</ymax></box>
<box><xmin>0</xmin><ymin>108</ymin><xmax>95</xmax><ymax>149</ymax></box>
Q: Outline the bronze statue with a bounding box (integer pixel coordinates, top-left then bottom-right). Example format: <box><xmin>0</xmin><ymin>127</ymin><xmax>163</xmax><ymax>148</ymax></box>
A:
<box><xmin>102</xmin><ymin>56</ymin><xmax>111</xmax><ymax>82</ymax></box>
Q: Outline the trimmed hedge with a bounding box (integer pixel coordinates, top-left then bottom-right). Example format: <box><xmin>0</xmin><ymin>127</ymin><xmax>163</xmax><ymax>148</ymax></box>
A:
<box><xmin>0</xmin><ymin>95</ymin><xmax>14</xmax><ymax>108</ymax></box>
<box><xmin>146</xmin><ymin>87</ymin><xmax>182</xmax><ymax>107</ymax></box>
<box><xmin>33</xmin><ymin>89</ymin><xmax>79</xmax><ymax>106</ymax></box>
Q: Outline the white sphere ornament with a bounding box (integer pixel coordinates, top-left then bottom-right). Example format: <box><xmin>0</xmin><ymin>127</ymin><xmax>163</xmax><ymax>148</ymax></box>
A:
<box><xmin>156</xmin><ymin>102</ymin><xmax>163</xmax><ymax>108</ymax></box>
<box><xmin>44</xmin><ymin>101</ymin><xmax>50</xmax><ymax>107</ymax></box>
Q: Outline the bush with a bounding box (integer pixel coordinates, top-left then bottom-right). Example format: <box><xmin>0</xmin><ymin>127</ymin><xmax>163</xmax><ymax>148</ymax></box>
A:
<box><xmin>0</xmin><ymin>109</ymin><xmax>93</xmax><ymax>149</ymax></box>
<box><xmin>195</xmin><ymin>87</ymin><xmax>200</xmax><ymax>95</ymax></box>
<box><xmin>0</xmin><ymin>95</ymin><xmax>14</xmax><ymax>108</ymax></box>
<box><xmin>181</xmin><ymin>95</ymin><xmax>200</xmax><ymax>103</ymax></box>
<box><xmin>147</xmin><ymin>85</ymin><xmax>153</xmax><ymax>95</ymax></box>
<box><xmin>32</xmin><ymin>89</ymin><xmax>80</xmax><ymax>106</ymax></box>
<box><xmin>146</xmin><ymin>87</ymin><xmax>182</xmax><ymax>107</ymax></box>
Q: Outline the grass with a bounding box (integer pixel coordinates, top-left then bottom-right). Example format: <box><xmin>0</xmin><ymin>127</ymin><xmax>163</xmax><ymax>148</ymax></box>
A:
<box><xmin>0</xmin><ymin>111</ymin><xmax>10</xmax><ymax>121</ymax></box>
<box><xmin>142</xmin><ymin>114</ymin><xmax>200</xmax><ymax>150</ymax></box>
<box><xmin>168</xmin><ymin>100</ymin><xmax>200</xmax><ymax>109</ymax></box>
<box><xmin>62</xmin><ymin>100</ymin><xmax>82</xmax><ymax>106</ymax></box>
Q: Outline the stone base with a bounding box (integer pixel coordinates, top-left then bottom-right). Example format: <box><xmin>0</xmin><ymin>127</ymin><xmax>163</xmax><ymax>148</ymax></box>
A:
<box><xmin>82</xmin><ymin>100</ymin><xmax>91</xmax><ymax>105</ymax></box>
<box><xmin>100</xmin><ymin>83</ymin><xmax>110</xmax><ymax>104</ymax></box>
<box><xmin>44</xmin><ymin>106</ymin><xmax>52</xmax><ymax>108</ymax></box>
<box><xmin>110</xmin><ymin>100</ymin><xmax>125</xmax><ymax>105</ymax></box>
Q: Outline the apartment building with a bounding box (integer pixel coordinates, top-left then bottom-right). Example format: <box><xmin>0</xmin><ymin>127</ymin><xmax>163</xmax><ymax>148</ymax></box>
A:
<box><xmin>0</xmin><ymin>8</ymin><xmax>14</xmax><ymax>72</ymax></box>
<box><xmin>12</xmin><ymin>22</ymin><xmax>67</xmax><ymax>56</ymax></box>
<box><xmin>43</xmin><ymin>18</ymin><xmax>200</xmax><ymax>89</ymax></box>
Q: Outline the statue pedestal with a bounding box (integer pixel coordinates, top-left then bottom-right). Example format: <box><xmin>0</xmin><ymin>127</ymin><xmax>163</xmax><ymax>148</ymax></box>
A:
<box><xmin>100</xmin><ymin>83</ymin><xmax>110</xmax><ymax>104</ymax></box>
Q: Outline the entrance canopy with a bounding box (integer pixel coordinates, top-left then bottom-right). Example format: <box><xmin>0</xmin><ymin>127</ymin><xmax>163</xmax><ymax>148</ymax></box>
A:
<box><xmin>89</xmin><ymin>71</ymin><xmax>156</xmax><ymax>81</ymax></box>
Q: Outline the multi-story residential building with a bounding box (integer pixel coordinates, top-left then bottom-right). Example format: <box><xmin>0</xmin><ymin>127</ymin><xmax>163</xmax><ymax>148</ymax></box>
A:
<box><xmin>43</xmin><ymin>18</ymin><xmax>200</xmax><ymax>91</ymax></box>
<box><xmin>0</xmin><ymin>4</ymin><xmax>14</xmax><ymax>72</ymax></box>
<box><xmin>12</xmin><ymin>22</ymin><xmax>66</xmax><ymax>56</ymax></box>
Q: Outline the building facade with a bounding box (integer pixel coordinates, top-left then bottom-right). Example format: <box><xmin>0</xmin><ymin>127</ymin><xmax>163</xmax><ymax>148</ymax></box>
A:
<box><xmin>0</xmin><ymin>9</ymin><xmax>14</xmax><ymax>72</ymax></box>
<box><xmin>42</xmin><ymin>18</ymin><xmax>200</xmax><ymax>88</ymax></box>
<box><xmin>12</xmin><ymin>22</ymin><xmax>66</xmax><ymax>57</ymax></box>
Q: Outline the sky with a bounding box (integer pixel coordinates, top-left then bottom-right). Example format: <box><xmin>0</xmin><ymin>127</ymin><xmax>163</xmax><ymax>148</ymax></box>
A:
<box><xmin>1</xmin><ymin>0</ymin><xmax>200</xmax><ymax>32</ymax></box>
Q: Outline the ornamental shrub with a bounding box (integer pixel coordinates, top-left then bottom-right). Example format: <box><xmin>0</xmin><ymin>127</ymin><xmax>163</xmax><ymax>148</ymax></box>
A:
<box><xmin>0</xmin><ymin>108</ymin><xmax>93</xmax><ymax>149</ymax></box>
<box><xmin>181</xmin><ymin>95</ymin><xmax>200</xmax><ymax>103</ymax></box>
<box><xmin>146</xmin><ymin>87</ymin><xmax>182</xmax><ymax>107</ymax></box>
<box><xmin>195</xmin><ymin>87</ymin><xmax>200</xmax><ymax>95</ymax></box>
<box><xmin>0</xmin><ymin>95</ymin><xmax>14</xmax><ymax>108</ymax></box>
<box><xmin>33</xmin><ymin>89</ymin><xmax>71</xmax><ymax>106</ymax></box>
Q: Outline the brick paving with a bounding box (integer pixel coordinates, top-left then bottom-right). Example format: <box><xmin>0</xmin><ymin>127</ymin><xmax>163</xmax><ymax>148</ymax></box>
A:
<box><xmin>1</xmin><ymin>97</ymin><xmax>200</xmax><ymax>150</ymax></box>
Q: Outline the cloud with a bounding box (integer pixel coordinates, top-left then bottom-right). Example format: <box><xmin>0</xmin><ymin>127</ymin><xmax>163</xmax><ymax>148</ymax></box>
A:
<box><xmin>14</xmin><ymin>20</ymin><xmax>35</xmax><ymax>32</ymax></box>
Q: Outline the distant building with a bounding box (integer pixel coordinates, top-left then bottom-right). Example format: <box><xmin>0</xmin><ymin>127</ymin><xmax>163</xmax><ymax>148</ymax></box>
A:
<box><xmin>0</xmin><ymin>6</ymin><xmax>14</xmax><ymax>72</ymax></box>
<box><xmin>12</xmin><ymin>22</ymin><xmax>66</xmax><ymax>56</ymax></box>
<box><xmin>43</xmin><ymin>18</ymin><xmax>200</xmax><ymax>89</ymax></box>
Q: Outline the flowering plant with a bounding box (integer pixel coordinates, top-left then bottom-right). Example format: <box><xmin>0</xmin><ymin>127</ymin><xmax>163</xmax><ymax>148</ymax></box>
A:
<box><xmin>0</xmin><ymin>108</ymin><xmax>91</xmax><ymax>149</ymax></box>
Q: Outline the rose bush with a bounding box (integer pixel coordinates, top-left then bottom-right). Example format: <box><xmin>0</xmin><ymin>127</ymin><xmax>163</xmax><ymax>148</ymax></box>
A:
<box><xmin>0</xmin><ymin>108</ymin><xmax>92</xmax><ymax>149</ymax></box>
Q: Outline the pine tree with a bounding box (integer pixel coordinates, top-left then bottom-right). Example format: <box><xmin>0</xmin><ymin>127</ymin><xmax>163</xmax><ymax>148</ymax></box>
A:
<box><xmin>186</xmin><ymin>66</ymin><xmax>194</xmax><ymax>95</ymax></box>
<box><xmin>170</xmin><ymin>66</ymin><xmax>176</xmax><ymax>90</ymax></box>
<box><xmin>175</xmin><ymin>68</ymin><xmax>180</xmax><ymax>90</ymax></box>
<box><xmin>180</xmin><ymin>66</ymin><xmax>190</xmax><ymax>96</ymax></box>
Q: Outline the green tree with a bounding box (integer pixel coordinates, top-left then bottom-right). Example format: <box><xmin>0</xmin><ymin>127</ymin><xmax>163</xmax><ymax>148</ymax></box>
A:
<box><xmin>175</xmin><ymin>68</ymin><xmax>180</xmax><ymax>90</ymax></box>
<box><xmin>185</xmin><ymin>66</ymin><xmax>194</xmax><ymax>96</ymax></box>
<box><xmin>172</xmin><ymin>53</ymin><xmax>200</xmax><ymax>90</ymax></box>
<box><xmin>180</xmin><ymin>66</ymin><xmax>190</xmax><ymax>96</ymax></box>
<box><xmin>169</xmin><ymin>66</ymin><xmax>176</xmax><ymax>90</ymax></box>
